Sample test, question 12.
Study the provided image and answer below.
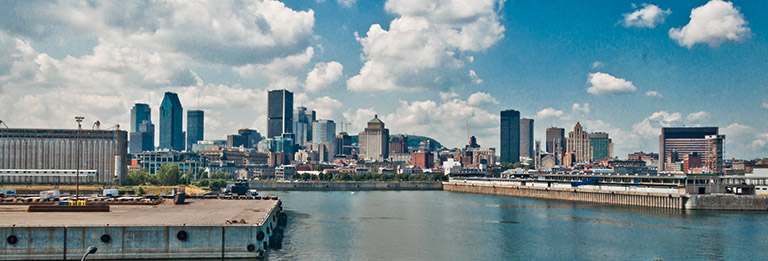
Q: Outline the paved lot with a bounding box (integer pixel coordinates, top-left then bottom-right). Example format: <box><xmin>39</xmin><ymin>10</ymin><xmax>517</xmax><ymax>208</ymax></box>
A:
<box><xmin>0</xmin><ymin>199</ymin><xmax>278</xmax><ymax>227</ymax></box>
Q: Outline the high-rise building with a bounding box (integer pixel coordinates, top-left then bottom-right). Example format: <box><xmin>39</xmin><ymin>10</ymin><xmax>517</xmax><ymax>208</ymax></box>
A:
<box><xmin>159</xmin><ymin>92</ymin><xmax>184</xmax><ymax>151</ymax></box>
<box><xmin>566</xmin><ymin>122</ymin><xmax>592</xmax><ymax>164</ymax></box>
<box><xmin>186</xmin><ymin>110</ymin><xmax>204</xmax><ymax>151</ymax></box>
<box><xmin>589</xmin><ymin>132</ymin><xmax>612</xmax><ymax>161</ymax></box>
<box><xmin>312</xmin><ymin>120</ymin><xmax>336</xmax><ymax>146</ymax></box>
<box><xmin>359</xmin><ymin>115</ymin><xmax>390</xmax><ymax>161</ymax></box>
<box><xmin>293</xmin><ymin>106</ymin><xmax>314</xmax><ymax>146</ymax></box>
<box><xmin>130</xmin><ymin>120</ymin><xmax>155</xmax><ymax>154</ymax></box>
<box><xmin>390</xmin><ymin>135</ymin><xmax>409</xmax><ymax>154</ymax></box>
<box><xmin>267</xmin><ymin>89</ymin><xmax>293</xmax><ymax>139</ymax></box>
<box><xmin>335</xmin><ymin>132</ymin><xmax>353</xmax><ymax>157</ymax></box>
<box><xmin>519</xmin><ymin>118</ymin><xmax>534</xmax><ymax>159</ymax></box>
<box><xmin>545</xmin><ymin>127</ymin><xmax>565</xmax><ymax>154</ymax></box>
<box><xmin>130</xmin><ymin>103</ymin><xmax>151</xmax><ymax>133</ymax></box>
<box><xmin>705</xmin><ymin>134</ymin><xmax>725</xmax><ymax>174</ymax></box>
<box><xmin>226</xmin><ymin>128</ymin><xmax>262</xmax><ymax>149</ymax></box>
<box><xmin>0</xmin><ymin>128</ymin><xmax>128</xmax><ymax>184</ymax></box>
<box><xmin>659</xmin><ymin>127</ymin><xmax>719</xmax><ymax>172</ymax></box>
<box><xmin>500</xmin><ymin>110</ymin><xmax>520</xmax><ymax>163</ymax></box>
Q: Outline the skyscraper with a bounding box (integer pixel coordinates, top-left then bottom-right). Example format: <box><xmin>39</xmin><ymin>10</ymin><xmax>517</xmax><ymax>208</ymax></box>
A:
<box><xmin>129</xmin><ymin>120</ymin><xmax>155</xmax><ymax>154</ymax></box>
<box><xmin>519</xmin><ymin>118</ymin><xmax>534</xmax><ymax>159</ymax></box>
<box><xmin>130</xmin><ymin>103</ymin><xmax>151</xmax><ymax>133</ymax></box>
<box><xmin>359</xmin><ymin>115</ymin><xmax>390</xmax><ymax>161</ymax></box>
<box><xmin>705</xmin><ymin>135</ymin><xmax>725</xmax><ymax>174</ymax></box>
<box><xmin>312</xmin><ymin>120</ymin><xmax>336</xmax><ymax>146</ymax></box>
<box><xmin>159</xmin><ymin>92</ymin><xmax>184</xmax><ymax>151</ymax></box>
<box><xmin>546</xmin><ymin>127</ymin><xmax>565</xmax><ymax>154</ymax></box>
<box><xmin>186</xmin><ymin>110</ymin><xmax>204</xmax><ymax>151</ymax></box>
<box><xmin>267</xmin><ymin>89</ymin><xmax>293</xmax><ymax>139</ymax></box>
<box><xmin>293</xmin><ymin>106</ymin><xmax>315</xmax><ymax>146</ymax></box>
<box><xmin>566</xmin><ymin>122</ymin><xmax>592</xmax><ymax>164</ymax></box>
<box><xmin>589</xmin><ymin>132</ymin><xmax>612</xmax><ymax>161</ymax></box>
<box><xmin>500</xmin><ymin>109</ymin><xmax>520</xmax><ymax>163</ymax></box>
<box><xmin>659</xmin><ymin>127</ymin><xmax>719</xmax><ymax>172</ymax></box>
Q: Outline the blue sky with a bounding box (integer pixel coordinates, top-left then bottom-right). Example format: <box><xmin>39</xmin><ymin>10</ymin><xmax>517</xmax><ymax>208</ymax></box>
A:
<box><xmin>0</xmin><ymin>0</ymin><xmax>766</xmax><ymax>159</ymax></box>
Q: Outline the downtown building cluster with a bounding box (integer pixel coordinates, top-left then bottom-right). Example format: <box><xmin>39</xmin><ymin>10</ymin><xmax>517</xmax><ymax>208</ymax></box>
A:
<box><xmin>0</xmin><ymin>89</ymin><xmax>762</xmax><ymax>186</ymax></box>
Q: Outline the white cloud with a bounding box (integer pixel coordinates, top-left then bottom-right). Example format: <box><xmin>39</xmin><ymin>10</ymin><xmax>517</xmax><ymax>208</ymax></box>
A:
<box><xmin>586</xmin><ymin>72</ymin><xmax>637</xmax><ymax>96</ymax></box>
<box><xmin>439</xmin><ymin>90</ymin><xmax>459</xmax><ymax>100</ymax></box>
<box><xmin>343</xmin><ymin>108</ymin><xmax>377</xmax><ymax>134</ymax></box>
<box><xmin>572</xmin><ymin>103</ymin><xmax>590</xmax><ymax>114</ymax></box>
<box><xmin>762</xmin><ymin>102</ymin><xmax>768</xmax><ymax>109</ymax></box>
<box><xmin>722</xmin><ymin>122</ymin><xmax>752</xmax><ymax>136</ymax></box>
<box><xmin>381</xmin><ymin>98</ymin><xmax>499</xmax><ymax>149</ymax></box>
<box><xmin>632</xmin><ymin>111</ymin><xmax>681</xmax><ymax>137</ymax></box>
<box><xmin>669</xmin><ymin>0</ymin><xmax>750</xmax><ymax>48</ymax></box>
<box><xmin>338</xmin><ymin>0</ymin><xmax>356</xmax><ymax>8</ymax></box>
<box><xmin>467</xmin><ymin>92</ymin><xmax>499</xmax><ymax>106</ymax></box>
<box><xmin>305</xmin><ymin>61</ymin><xmax>343</xmax><ymax>92</ymax></box>
<box><xmin>295</xmin><ymin>94</ymin><xmax>343</xmax><ymax>120</ymax></box>
<box><xmin>622</xmin><ymin>3</ymin><xmax>671</xmax><ymax>28</ymax></box>
<box><xmin>347</xmin><ymin>0</ymin><xmax>504</xmax><ymax>91</ymax></box>
<box><xmin>234</xmin><ymin>47</ymin><xmax>314</xmax><ymax>91</ymax></box>
<box><xmin>645</xmin><ymin>90</ymin><xmax>663</xmax><ymax>99</ymax></box>
<box><xmin>536</xmin><ymin>108</ymin><xmax>564</xmax><ymax>119</ymax></box>
<box><xmin>591</xmin><ymin>61</ymin><xmax>603</xmax><ymax>68</ymax></box>
<box><xmin>686</xmin><ymin>111</ymin><xmax>711</xmax><ymax>122</ymax></box>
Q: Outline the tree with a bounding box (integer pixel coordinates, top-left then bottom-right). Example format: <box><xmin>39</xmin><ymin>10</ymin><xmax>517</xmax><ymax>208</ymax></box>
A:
<box><xmin>155</xmin><ymin>164</ymin><xmax>180</xmax><ymax>186</ymax></box>
<box><xmin>126</xmin><ymin>170</ymin><xmax>150</xmax><ymax>185</ymax></box>
<box><xmin>134</xmin><ymin>186</ymin><xmax>145</xmax><ymax>195</ymax></box>
<box><xmin>178</xmin><ymin>174</ymin><xmax>191</xmax><ymax>185</ymax></box>
<box><xmin>195</xmin><ymin>178</ymin><xmax>210</xmax><ymax>187</ymax></box>
<box><xmin>209</xmin><ymin>179</ymin><xmax>226</xmax><ymax>191</ymax></box>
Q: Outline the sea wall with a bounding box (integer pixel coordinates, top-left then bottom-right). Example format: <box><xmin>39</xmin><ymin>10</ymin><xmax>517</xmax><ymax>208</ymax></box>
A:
<box><xmin>0</xmin><ymin>201</ymin><xmax>283</xmax><ymax>260</ymax></box>
<box><xmin>443</xmin><ymin>181</ymin><xmax>685</xmax><ymax>209</ymax></box>
<box><xmin>685</xmin><ymin>195</ymin><xmax>768</xmax><ymax>211</ymax></box>
<box><xmin>249</xmin><ymin>181</ymin><xmax>443</xmax><ymax>191</ymax></box>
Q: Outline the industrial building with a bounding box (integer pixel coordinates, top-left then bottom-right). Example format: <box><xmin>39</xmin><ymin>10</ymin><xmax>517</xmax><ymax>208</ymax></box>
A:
<box><xmin>659</xmin><ymin>127</ymin><xmax>722</xmax><ymax>173</ymax></box>
<box><xmin>0</xmin><ymin>128</ymin><xmax>128</xmax><ymax>185</ymax></box>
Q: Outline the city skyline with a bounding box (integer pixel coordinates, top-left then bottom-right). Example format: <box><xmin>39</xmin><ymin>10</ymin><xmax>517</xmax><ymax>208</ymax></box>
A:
<box><xmin>0</xmin><ymin>0</ymin><xmax>767</xmax><ymax>158</ymax></box>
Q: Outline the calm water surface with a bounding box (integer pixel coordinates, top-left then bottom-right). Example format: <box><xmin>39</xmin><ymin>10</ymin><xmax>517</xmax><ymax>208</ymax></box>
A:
<box><xmin>266</xmin><ymin>191</ymin><xmax>768</xmax><ymax>260</ymax></box>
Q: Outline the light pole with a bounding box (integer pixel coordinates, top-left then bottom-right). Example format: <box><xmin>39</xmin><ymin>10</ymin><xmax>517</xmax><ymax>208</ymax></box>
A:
<box><xmin>75</xmin><ymin>116</ymin><xmax>84</xmax><ymax>202</ymax></box>
<box><xmin>81</xmin><ymin>246</ymin><xmax>97</xmax><ymax>261</ymax></box>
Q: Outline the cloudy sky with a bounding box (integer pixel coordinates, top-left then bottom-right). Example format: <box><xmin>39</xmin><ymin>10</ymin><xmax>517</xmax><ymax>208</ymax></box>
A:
<box><xmin>0</xmin><ymin>0</ymin><xmax>767</xmax><ymax>159</ymax></box>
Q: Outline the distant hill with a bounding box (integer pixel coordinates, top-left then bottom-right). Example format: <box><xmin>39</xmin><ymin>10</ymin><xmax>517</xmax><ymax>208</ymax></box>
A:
<box><xmin>348</xmin><ymin>134</ymin><xmax>442</xmax><ymax>149</ymax></box>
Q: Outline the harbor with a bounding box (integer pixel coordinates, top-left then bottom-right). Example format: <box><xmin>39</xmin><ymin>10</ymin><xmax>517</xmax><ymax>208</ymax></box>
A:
<box><xmin>0</xmin><ymin>198</ymin><xmax>285</xmax><ymax>260</ymax></box>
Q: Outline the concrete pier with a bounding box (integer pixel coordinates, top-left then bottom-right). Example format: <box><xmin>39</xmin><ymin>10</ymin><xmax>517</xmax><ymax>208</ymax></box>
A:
<box><xmin>444</xmin><ymin>181</ymin><xmax>686</xmax><ymax>209</ymax></box>
<box><xmin>0</xmin><ymin>199</ymin><xmax>284</xmax><ymax>260</ymax></box>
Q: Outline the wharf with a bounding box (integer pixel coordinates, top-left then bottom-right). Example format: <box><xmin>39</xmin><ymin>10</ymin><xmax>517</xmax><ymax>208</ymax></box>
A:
<box><xmin>0</xmin><ymin>199</ymin><xmax>285</xmax><ymax>260</ymax></box>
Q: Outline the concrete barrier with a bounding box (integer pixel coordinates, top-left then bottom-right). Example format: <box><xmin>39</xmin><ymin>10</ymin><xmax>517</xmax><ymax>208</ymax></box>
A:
<box><xmin>685</xmin><ymin>194</ymin><xmax>768</xmax><ymax>210</ymax></box>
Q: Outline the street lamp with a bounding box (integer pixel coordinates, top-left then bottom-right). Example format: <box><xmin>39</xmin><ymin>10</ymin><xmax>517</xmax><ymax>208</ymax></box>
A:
<box><xmin>81</xmin><ymin>246</ymin><xmax>97</xmax><ymax>261</ymax></box>
<box><xmin>75</xmin><ymin>116</ymin><xmax>84</xmax><ymax>202</ymax></box>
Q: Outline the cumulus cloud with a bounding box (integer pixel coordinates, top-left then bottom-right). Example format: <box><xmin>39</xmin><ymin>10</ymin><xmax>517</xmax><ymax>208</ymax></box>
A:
<box><xmin>572</xmin><ymin>103</ymin><xmax>590</xmax><ymax>114</ymax></box>
<box><xmin>234</xmin><ymin>47</ymin><xmax>314</xmax><ymax>91</ymax></box>
<box><xmin>762</xmin><ymin>102</ymin><xmax>768</xmax><ymax>109</ymax></box>
<box><xmin>347</xmin><ymin>0</ymin><xmax>504</xmax><ymax>91</ymax></box>
<box><xmin>439</xmin><ymin>90</ymin><xmax>459</xmax><ymax>100</ymax></box>
<box><xmin>0</xmin><ymin>0</ymin><xmax>321</xmax><ymax>144</ymax></box>
<box><xmin>305</xmin><ymin>61</ymin><xmax>343</xmax><ymax>92</ymax></box>
<box><xmin>467</xmin><ymin>92</ymin><xmax>499</xmax><ymax>106</ymax></box>
<box><xmin>669</xmin><ymin>0</ymin><xmax>750</xmax><ymax>48</ymax></box>
<box><xmin>536</xmin><ymin>108</ymin><xmax>564</xmax><ymax>119</ymax></box>
<box><xmin>295</xmin><ymin>93</ymin><xmax>343</xmax><ymax>120</ymax></box>
<box><xmin>342</xmin><ymin>108</ymin><xmax>377</xmax><ymax>134</ymax></box>
<box><xmin>591</xmin><ymin>61</ymin><xmax>603</xmax><ymax>68</ymax></box>
<box><xmin>622</xmin><ymin>3</ymin><xmax>671</xmax><ymax>28</ymax></box>
<box><xmin>686</xmin><ymin>111</ymin><xmax>711</xmax><ymax>122</ymax></box>
<box><xmin>633</xmin><ymin>111</ymin><xmax>681</xmax><ymax>137</ymax></box>
<box><xmin>381</xmin><ymin>98</ymin><xmax>499</xmax><ymax>149</ymax></box>
<box><xmin>586</xmin><ymin>72</ymin><xmax>637</xmax><ymax>96</ymax></box>
<box><xmin>645</xmin><ymin>90</ymin><xmax>663</xmax><ymax>99</ymax></box>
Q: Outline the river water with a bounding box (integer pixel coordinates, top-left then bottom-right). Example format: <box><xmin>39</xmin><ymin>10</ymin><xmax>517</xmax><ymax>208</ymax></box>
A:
<box><xmin>266</xmin><ymin>191</ymin><xmax>768</xmax><ymax>260</ymax></box>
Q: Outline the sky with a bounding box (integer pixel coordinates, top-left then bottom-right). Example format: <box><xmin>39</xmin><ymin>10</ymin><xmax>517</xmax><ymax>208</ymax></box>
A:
<box><xmin>0</xmin><ymin>0</ymin><xmax>767</xmax><ymax>159</ymax></box>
